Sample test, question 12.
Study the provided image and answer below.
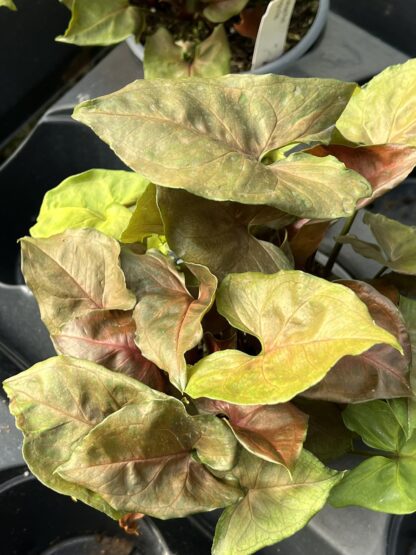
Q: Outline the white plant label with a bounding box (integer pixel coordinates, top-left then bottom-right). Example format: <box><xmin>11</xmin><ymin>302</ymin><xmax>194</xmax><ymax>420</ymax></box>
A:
<box><xmin>251</xmin><ymin>0</ymin><xmax>296</xmax><ymax>70</ymax></box>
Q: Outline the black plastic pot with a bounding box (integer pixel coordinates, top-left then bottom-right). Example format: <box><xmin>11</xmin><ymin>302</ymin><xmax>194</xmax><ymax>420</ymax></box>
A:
<box><xmin>387</xmin><ymin>515</ymin><xmax>416</xmax><ymax>555</ymax></box>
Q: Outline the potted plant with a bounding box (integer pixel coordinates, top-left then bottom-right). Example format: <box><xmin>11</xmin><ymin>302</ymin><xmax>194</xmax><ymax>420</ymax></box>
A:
<box><xmin>4</xmin><ymin>59</ymin><xmax>416</xmax><ymax>554</ymax></box>
<box><xmin>1</xmin><ymin>0</ymin><xmax>329</xmax><ymax>77</ymax></box>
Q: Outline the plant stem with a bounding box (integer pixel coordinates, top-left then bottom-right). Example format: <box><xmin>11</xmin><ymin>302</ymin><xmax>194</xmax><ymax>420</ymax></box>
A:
<box><xmin>372</xmin><ymin>265</ymin><xmax>388</xmax><ymax>279</ymax></box>
<box><xmin>324</xmin><ymin>211</ymin><xmax>358</xmax><ymax>278</ymax></box>
<box><xmin>350</xmin><ymin>448</ymin><xmax>397</xmax><ymax>459</ymax></box>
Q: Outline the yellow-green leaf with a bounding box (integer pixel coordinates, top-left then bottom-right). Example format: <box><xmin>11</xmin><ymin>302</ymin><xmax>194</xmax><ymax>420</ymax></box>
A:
<box><xmin>57</xmin><ymin>0</ymin><xmax>144</xmax><ymax>46</ymax></box>
<box><xmin>73</xmin><ymin>75</ymin><xmax>370</xmax><ymax>219</ymax></box>
<box><xmin>203</xmin><ymin>0</ymin><xmax>249</xmax><ymax>23</ymax></box>
<box><xmin>121</xmin><ymin>182</ymin><xmax>164</xmax><ymax>243</ymax></box>
<box><xmin>337</xmin><ymin>59</ymin><xmax>416</xmax><ymax>146</ymax></box>
<box><xmin>186</xmin><ymin>271</ymin><xmax>402</xmax><ymax>405</ymax></box>
<box><xmin>339</xmin><ymin>213</ymin><xmax>416</xmax><ymax>275</ymax></box>
<box><xmin>0</xmin><ymin>0</ymin><xmax>16</xmax><ymax>10</ymax></box>
<box><xmin>144</xmin><ymin>25</ymin><xmax>231</xmax><ymax>79</ymax></box>
<box><xmin>30</xmin><ymin>169</ymin><xmax>151</xmax><ymax>240</ymax></box>
<box><xmin>212</xmin><ymin>450</ymin><xmax>340</xmax><ymax>555</ymax></box>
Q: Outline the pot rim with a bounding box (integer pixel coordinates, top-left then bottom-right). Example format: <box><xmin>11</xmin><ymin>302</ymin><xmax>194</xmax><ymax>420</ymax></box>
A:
<box><xmin>126</xmin><ymin>0</ymin><xmax>330</xmax><ymax>74</ymax></box>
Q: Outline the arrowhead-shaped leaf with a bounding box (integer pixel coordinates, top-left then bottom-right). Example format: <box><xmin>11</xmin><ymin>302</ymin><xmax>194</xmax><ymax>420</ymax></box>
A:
<box><xmin>57</xmin><ymin>401</ymin><xmax>242</xmax><ymax>518</ymax></box>
<box><xmin>212</xmin><ymin>449</ymin><xmax>340</xmax><ymax>555</ymax></box>
<box><xmin>30</xmin><ymin>169</ymin><xmax>151</xmax><ymax>240</ymax></box>
<box><xmin>196</xmin><ymin>398</ymin><xmax>307</xmax><ymax>467</ymax></box>
<box><xmin>121</xmin><ymin>249</ymin><xmax>217</xmax><ymax>391</ymax></box>
<box><xmin>73</xmin><ymin>75</ymin><xmax>371</xmax><ymax>219</ymax></box>
<box><xmin>186</xmin><ymin>271</ymin><xmax>402</xmax><ymax>404</ymax></box>
<box><xmin>3</xmin><ymin>356</ymin><xmax>167</xmax><ymax>519</ymax></box>
<box><xmin>21</xmin><ymin>229</ymin><xmax>135</xmax><ymax>334</ymax></box>
<box><xmin>193</xmin><ymin>414</ymin><xmax>238</xmax><ymax>471</ymax></box>
<box><xmin>339</xmin><ymin>213</ymin><xmax>416</xmax><ymax>275</ymax></box>
<box><xmin>157</xmin><ymin>187</ymin><xmax>293</xmax><ymax>280</ymax></box>
<box><xmin>53</xmin><ymin>310</ymin><xmax>166</xmax><ymax>391</ymax></box>
<box><xmin>203</xmin><ymin>0</ymin><xmax>249</xmax><ymax>22</ymax></box>
<box><xmin>144</xmin><ymin>26</ymin><xmax>231</xmax><ymax>79</ymax></box>
<box><xmin>336</xmin><ymin>59</ymin><xmax>416</xmax><ymax>146</ymax></box>
<box><xmin>330</xmin><ymin>399</ymin><xmax>416</xmax><ymax>513</ymax></box>
<box><xmin>56</xmin><ymin>0</ymin><xmax>144</xmax><ymax>45</ymax></box>
<box><xmin>303</xmin><ymin>281</ymin><xmax>412</xmax><ymax>402</ymax></box>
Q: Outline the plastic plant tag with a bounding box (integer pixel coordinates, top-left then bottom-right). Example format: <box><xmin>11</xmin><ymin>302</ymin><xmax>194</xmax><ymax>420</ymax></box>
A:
<box><xmin>251</xmin><ymin>0</ymin><xmax>296</xmax><ymax>70</ymax></box>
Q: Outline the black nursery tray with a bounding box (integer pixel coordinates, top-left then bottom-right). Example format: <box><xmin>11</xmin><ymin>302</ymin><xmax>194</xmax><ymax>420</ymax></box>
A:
<box><xmin>0</xmin><ymin>6</ymin><xmax>413</xmax><ymax>555</ymax></box>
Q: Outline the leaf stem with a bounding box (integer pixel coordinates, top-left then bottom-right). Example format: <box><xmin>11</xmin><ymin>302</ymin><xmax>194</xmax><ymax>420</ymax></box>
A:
<box><xmin>349</xmin><ymin>448</ymin><xmax>397</xmax><ymax>459</ymax></box>
<box><xmin>372</xmin><ymin>265</ymin><xmax>388</xmax><ymax>279</ymax></box>
<box><xmin>324</xmin><ymin>211</ymin><xmax>358</xmax><ymax>278</ymax></box>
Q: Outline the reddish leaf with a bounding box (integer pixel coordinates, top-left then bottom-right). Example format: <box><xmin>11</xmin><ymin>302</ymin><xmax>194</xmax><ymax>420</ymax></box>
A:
<box><xmin>204</xmin><ymin>331</ymin><xmax>237</xmax><ymax>353</ymax></box>
<box><xmin>303</xmin><ymin>281</ymin><xmax>412</xmax><ymax>402</ymax></box>
<box><xmin>310</xmin><ymin>144</ymin><xmax>416</xmax><ymax>208</ymax></box>
<box><xmin>234</xmin><ymin>5</ymin><xmax>266</xmax><ymax>39</ymax></box>
<box><xmin>196</xmin><ymin>399</ymin><xmax>307</xmax><ymax>467</ymax></box>
<box><xmin>288</xmin><ymin>220</ymin><xmax>331</xmax><ymax>269</ymax></box>
<box><xmin>53</xmin><ymin>310</ymin><xmax>166</xmax><ymax>391</ymax></box>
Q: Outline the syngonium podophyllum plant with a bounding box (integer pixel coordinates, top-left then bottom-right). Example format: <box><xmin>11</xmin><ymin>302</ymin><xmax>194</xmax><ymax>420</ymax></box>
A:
<box><xmin>0</xmin><ymin>0</ymin><xmax>272</xmax><ymax>77</ymax></box>
<box><xmin>4</xmin><ymin>60</ymin><xmax>416</xmax><ymax>554</ymax></box>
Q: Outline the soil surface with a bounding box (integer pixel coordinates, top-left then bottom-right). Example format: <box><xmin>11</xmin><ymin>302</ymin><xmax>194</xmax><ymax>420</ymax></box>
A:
<box><xmin>134</xmin><ymin>0</ymin><xmax>319</xmax><ymax>72</ymax></box>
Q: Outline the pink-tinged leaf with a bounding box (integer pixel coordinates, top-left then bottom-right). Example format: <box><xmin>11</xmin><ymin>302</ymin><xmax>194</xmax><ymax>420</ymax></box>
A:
<box><xmin>288</xmin><ymin>220</ymin><xmax>331</xmax><ymax>269</ymax></box>
<box><xmin>310</xmin><ymin>144</ymin><xmax>416</xmax><ymax>208</ymax></box>
<box><xmin>53</xmin><ymin>310</ymin><xmax>166</xmax><ymax>391</ymax></box>
<box><xmin>196</xmin><ymin>398</ymin><xmax>307</xmax><ymax>467</ymax></box>
<box><xmin>121</xmin><ymin>249</ymin><xmax>217</xmax><ymax>391</ymax></box>
<box><xmin>303</xmin><ymin>281</ymin><xmax>412</xmax><ymax>402</ymax></box>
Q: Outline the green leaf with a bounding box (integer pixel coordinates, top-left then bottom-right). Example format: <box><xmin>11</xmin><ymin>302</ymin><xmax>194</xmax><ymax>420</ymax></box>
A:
<box><xmin>303</xmin><ymin>280</ymin><xmax>412</xmax><ymax>402</ymax></box>
<box><xmin>121</xmin><ymin>182</ymin><xmax>164</xmax><ymax>243</ymax></box>
<box><xmin>57</xmin><ymin>0</ymin><xmax>145</xmax><ymax>45</ymax></box>
<box><xmin>0</xmin><ymin>0</ymin><xmax>16</xmax><ymax>10</ymax></box>
<box><xmin>330</xmin><ymin>399</ymin><xmax>416</xmax><ymax>513</ymax></box>
<box><xmin>3</xmin><ymin>356</ymin><xmax>167</xmax><ymax>519</ymax></box>
<box><xmin>52</xmin><ymin>310</ymin><xmax>166</xmax><ymax>391</ymax></box>
<box><xmin>157</xmin><ymin>187</ymin><xmax>293</xmax><ymax>280</ymax></box>
<box><xmin>203</xmin><ymin>0</ymin><xmax>249</xmax><ymax>23</ymax></box>
<box><xmin>57</xmin><ymin>402</ymin><xmax>242</xmax><ymax>518</ymax></box>
<box><xmin>121</xmin><ymin>249</ymin><xmax>217</xmax><ymax>391</ymax></box>
<box><xmin>336</xmin><ymin>59</ymin><xmax>416</xmax><ymax>146</ymax></box>
<box><xmin>30</xmin><ymin>169</ymin><xmax>151</xmax><ymax>240</ymax></box>
<box><xmin>294</xmin><ymin>399</ymin><xmax>354</xmax><ymax>463</ymax></box>
<box><xmin>73</xmin><ymin>75</ymin><xmax>371</xmax><ymax>219</ymax></box>
<box><xmin>212</xmin><ymin>449</ymin><xmax>340</xmax><ymax>555</ymax></box>
<box><xmin>399</xmin><ymin>296</ymin><xmax>416</xmax><ymax>428</ymax></box>
<box><xmin>21</xmin><ymin>229</ymin><xmax>135</xmax><ymax>334</ymax></box>
<box><xmin>196</xmin><ymin>399</ymin><xmax>307</xmax><ymax>467</ymax></box>
<box><xmin>144</xmin><ymin>25</ymin><xmax>231</xmax><ymax>79</ymax></box>
<box><xmin>339</xmin><ymin>213</ymin><xmax>416</xmax><ymax>275</ymax></box>
<box><xmin>186</xmin><ymin>271</ymin><xmax>402</xmax><ymax>405</ymax></box>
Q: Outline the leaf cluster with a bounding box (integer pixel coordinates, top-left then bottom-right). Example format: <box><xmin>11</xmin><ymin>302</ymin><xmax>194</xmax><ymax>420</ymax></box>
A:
<box><xmin>4</xmin><ymin>61</ymin><xmax>416</xmax><ymax>554</ymax></box>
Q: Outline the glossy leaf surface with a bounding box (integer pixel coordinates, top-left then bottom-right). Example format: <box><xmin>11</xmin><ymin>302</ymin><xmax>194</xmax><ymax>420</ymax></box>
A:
<box><xmin>196</xmin><ymin>398</ymin><xmax>307</xmax><ymax>467</ymax></box>
<box><xmin>157</xmin><ymin>187</ymin><xmax>293</xmax><ymax>280</ymax></box>
<box><xmin>30</xmin><ymin>169</ymin><xmax>150</xmax><ymax>240</ymax></box>
<box><xmin>212</xmin><ymin>450</ymin><xmax>340</xmax><ymax>555</ymax></box>
<box><xmin>339</xmin><ymin>213</ymin><xmax>416</xmax><ymax>275</ymax></box>
<box><xmin>186</xmin><ymin>271</ymin><xmax>401</xmax><ymax>404</ymax></box>
<box><xmin>304</xmin><ymin>281</ymin><xmax>412</xmax><ymax>402</ymax></box>
<box><xmin>122</xmin><ymin>249</ymin><xmax>216</xmax><ymax>391</ymax></box>
<box><xmin>73</xmin><ymin>76</ymin><xmax>371</xmax><ymax>219</ymax></box>
<box><xmin>21</xmin><ymin>229</ymin><xmax>135</xmax><ymax>334</ymax></box>
<box><xmin>57</xmin><ymin>0</ymin><xmax>144</xmax><ymax>45</ymax></box>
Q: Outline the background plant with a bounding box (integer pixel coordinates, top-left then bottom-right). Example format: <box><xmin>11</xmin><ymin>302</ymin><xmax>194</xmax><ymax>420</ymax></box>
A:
<box><xmin>4</xmin><ymin>60</ymin><xmax>416</xmax><ymax>554</ymax></box>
